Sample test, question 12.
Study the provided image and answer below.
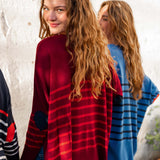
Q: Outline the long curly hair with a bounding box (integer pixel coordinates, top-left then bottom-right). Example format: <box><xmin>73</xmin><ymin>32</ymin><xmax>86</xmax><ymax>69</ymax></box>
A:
<box><xmin>39</xmin><ymin>0</ymin><xmax>115</xmax><ymax>99</ymax></box>
<box><xmin>99</xmin><ymin>0</ymin><xmax>144</xmax><ymax>100</ymax></box>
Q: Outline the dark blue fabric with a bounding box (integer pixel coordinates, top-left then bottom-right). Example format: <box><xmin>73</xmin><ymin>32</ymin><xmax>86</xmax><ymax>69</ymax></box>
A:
<box><xmin>36</xmin><ymin>147</ymin><xmax>44</xmax><ymax>160</ymax></box>
<box><xmin>34</xmin><ymin>111</ymin><xmax>48</xmax><ymax>131</ymax></box>
<box><xmin>0</xmin><ymin>70</ymin><xmax>19</xmax><ymax>160</ymax></box>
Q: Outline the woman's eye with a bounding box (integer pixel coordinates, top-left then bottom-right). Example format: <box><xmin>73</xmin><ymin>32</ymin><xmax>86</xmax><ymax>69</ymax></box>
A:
<box><xmin>43</xmin><ymin>7</ymin><xmax>49</xmax><ymax>11</ymax></box>
<box><xmin>57</xmin><ymin>9</ymin><xmax>64</xmax><ymax>12</ymax></box>
<box><xmin>56</xmin><ymin>7</ymin><xmax>66</xmax><ymax>13</ymax></box>
<box><xmin>103</xmin><ymin>18</ymin><xmax>108</xmax><ymax>21</ymax></box>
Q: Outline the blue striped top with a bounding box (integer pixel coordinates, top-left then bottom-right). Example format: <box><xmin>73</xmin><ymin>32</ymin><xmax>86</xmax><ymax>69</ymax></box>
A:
<box><xmin>108</xmin><ymin>44</ymin><xmax>159</xmax><ymax>160</ymax></box>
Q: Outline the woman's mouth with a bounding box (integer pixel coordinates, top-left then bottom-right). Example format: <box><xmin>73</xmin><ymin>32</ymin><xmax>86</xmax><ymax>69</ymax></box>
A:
<box><xmin>50</xmin><ymin>23</ymin><xmax>59</xmax><ymax>28</ymax></box>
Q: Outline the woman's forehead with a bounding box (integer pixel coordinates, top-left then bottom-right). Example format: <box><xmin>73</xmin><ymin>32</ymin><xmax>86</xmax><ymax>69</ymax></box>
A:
<box><xmin>99</xmin><ymin>5</ymin><xmax>109</xmax><ymax>16</ymax></box>
<box><xmin>43</xmin><ymin>0</ymin><xmax>67</xmax><ymax>6</ymax></box>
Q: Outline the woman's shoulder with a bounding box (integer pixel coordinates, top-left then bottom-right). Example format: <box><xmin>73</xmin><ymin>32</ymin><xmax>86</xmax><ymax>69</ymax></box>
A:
<box><xmin>0</xmin><ymin>69</ymin><xmax>6</xmax><ymax>86</ymax></box>
<box><xmin>139</xmin><ymin>75</ymin><xmax>159</xmax><ymax>105</ymax></box>
<box><xmin>143</xmin><ymin>75</ymin><xmax>159</xmax><ymax>93</ymax></box>
<box><xmin>108</xmin><ymin>44</ymin><xmax>123</xmax><ymax>55</ymax></box>
<box><xmin>37</xmin><ymin>34</ymin><xmax>66</xmax><ymax>48</ymax></box>
<box><xmin>108</xmin><ymin>44</ymin><xmax>124</xmax><ymax>63</ymax></box>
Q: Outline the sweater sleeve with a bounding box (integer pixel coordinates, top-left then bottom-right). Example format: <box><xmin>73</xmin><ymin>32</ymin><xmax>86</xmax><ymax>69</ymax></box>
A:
<box><xmin>106</xmin><ymin>68</ymin><xmax>122</xmax><ymax>140</ymax></box>
<box><xmin>111</xmin><ymin>68</ymin><xmax>123</xmax><ymax>98</ymax></box>
<box><xmin>0</xmin><ymin>70</ymin><xmax>19</xmax><ymax>160</ymax></box>
<box><xmin>21</xmin><ymin>40</ymin><xmax>50</xmax><ymax>160</ymax></box>
<box><xmin>141</xmin><ymin>75</ymin><xmax>159</xmax><ymax>105</ymax></box>
<box><xmin>0</xmin><ymin>70</ymin><xmax>9</xmax><ymax>146</ymax></box>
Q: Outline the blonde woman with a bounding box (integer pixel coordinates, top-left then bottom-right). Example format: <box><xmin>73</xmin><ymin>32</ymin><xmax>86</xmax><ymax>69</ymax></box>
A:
<box><xmin>21</xmin><ymin>0</ymin><xmax>122</xmax><ymax>159</ymax></box>
<box><xmin>98</xmin><ymin>1</ymin><xmax>159</xmax><ymax>160</ymax></box>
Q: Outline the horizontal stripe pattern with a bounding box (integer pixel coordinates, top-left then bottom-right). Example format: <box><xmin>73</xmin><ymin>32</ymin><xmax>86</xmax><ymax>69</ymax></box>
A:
<box><xmin>47</xmin><ymin>82</ymin><xmax>113</xmax><ymax>160</ymax></box>
<box><xmin>110</xmin><ymin>82</ymin><xmax>159</xmax><ymax>140</ymax></box>
<box><xmin>24</xmin><ymin>81</ymin><xmax>115</xmax><ymax>160</ymax></box>
<box><xmin>108</xmin><ymin>44</ymin><xmax>159</xmax><ymax>160</ymax></box>
<box><xmin>0</xmin><ymin>112</ymin><xmax>8</xmax><ymax>145</ymax></box>
<box><xmin>25</xmin><ymin>115</ymin><xmax>47</xmax><ymax>149</ymax></box>
<box><xmin>0</xmin><ymin>96</ymin><xmax>19</xmax><ymax>158</ymax></box>
<box><xmin>0</xmin><ymin>110</ymin><xmax>8</xmax><ymax>117</ymax></box>
<box><xmin>22</xmin><ymin>35</ymin><xmax>122</xmax><ymax>160</ymax></box>
<box><xmin>111</xmin><ymin>97</ymin><xmax>151</xmax><ymax>140</ymax></box>
<box><xmin>0</xmin><ymin>131</ymin><xmax>19</xmax><ymax>159</ymax></box>
<box><xmin>0</xmin><ymin>147</ymin><xmax>7</xmax><ymax>160</ymax></box>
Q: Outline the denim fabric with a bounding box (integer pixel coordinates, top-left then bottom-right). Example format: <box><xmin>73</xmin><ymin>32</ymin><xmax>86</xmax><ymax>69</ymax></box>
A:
<box><xmin>36</xmin><ymin>147</ymin><xmax>44</xmax><ymax>160</ymax></box>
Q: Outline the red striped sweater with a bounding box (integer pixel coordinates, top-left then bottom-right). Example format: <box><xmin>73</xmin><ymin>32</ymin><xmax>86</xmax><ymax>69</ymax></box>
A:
<box><xmin>21</xmin><ymin>34</ymin><xmax>122</xmax><ymax>160</ymax></box>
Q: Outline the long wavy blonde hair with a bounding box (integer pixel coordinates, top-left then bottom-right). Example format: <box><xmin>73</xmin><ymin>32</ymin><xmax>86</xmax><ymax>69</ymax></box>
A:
<box><xmin>99</xmin><ymin>0</ymin><xmax>144</xmax><ymax>100</ymax></box>
<box><xmin>39</xmin><ymin>0</ymin><xmax>115</xmax><ymax>99</ymax></box>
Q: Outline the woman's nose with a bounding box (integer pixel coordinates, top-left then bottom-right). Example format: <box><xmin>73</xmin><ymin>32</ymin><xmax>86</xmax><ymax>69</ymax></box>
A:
<box><xmin>98</xmin><ymin>17</ymin><xmax>102</xmax><ymax>25</ymax></box>
<box><xmin>48</xmin><ymin>10</ymin><xmax>57</xmax><ymax>21</ymax></box>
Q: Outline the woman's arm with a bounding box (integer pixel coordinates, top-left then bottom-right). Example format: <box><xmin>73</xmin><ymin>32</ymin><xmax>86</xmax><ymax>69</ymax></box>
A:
<box><xmin>21</xmin><ymin>40</ymin><xmax>50</xmax><ymax>160</ymax></box>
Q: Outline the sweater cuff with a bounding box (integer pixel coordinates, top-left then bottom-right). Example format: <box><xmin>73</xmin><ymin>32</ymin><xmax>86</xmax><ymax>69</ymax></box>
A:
<box><xmin>21</xmin><ymin>145</ymin><xmax>41</xmax><ymax>160</ymax></box>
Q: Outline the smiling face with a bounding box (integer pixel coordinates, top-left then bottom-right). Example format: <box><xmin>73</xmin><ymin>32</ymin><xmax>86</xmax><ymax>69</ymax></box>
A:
<box><xmin>42</xmin><ymin>0</ymin><xmax>67</xmax><ymax>35</ymax></box>
<box><xmin>98</xmin><ymin>5</ymin><xmax>113</xmax><ymax>42</ymax></box>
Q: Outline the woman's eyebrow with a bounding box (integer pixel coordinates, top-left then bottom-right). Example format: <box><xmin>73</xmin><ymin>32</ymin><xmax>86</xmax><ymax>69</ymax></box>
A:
<box><xmin>43</xmin><ymin>4</ymin><xmax>48</xmax><ymax>7</ymax></box>
<box><xmin>102</xmin><ymin>15</ymin><xmax>108</xmax><ymax>18</ymax></box>
<box><xmin>54</xmin><ymin>6</ymin><xmax>66</xmax><ymax>8</ymax></box>
<box><xmin>43</xmin><ymin>4</ymin><xmax>66</xmax><ymax>8</ymax></box>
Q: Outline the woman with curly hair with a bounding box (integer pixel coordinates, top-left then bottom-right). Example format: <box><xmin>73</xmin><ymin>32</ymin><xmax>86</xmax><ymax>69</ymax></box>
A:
<box><xmin>98</xmin><ymin>1</ymin><xmax>159</xmax><ymax>160</ymax></box>
<box><xmin>21</xmin><ymin>0</ymin><xmax>122</xmax><ymax>159</ymax></box>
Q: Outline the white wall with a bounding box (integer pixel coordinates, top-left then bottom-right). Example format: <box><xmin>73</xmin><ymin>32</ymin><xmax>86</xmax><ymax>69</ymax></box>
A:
<box><xmin>0</xmin><ymin>0</ymin><xmax>160</xmax><ymax>157</ymax></box>
<box><xmin>0</xmin><ymin>0</ymin><xmax>41</xmax><ymax>154</ymax></box>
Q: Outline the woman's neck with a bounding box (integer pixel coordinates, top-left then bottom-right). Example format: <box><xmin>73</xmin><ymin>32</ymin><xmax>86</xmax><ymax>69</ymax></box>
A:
<box><xmin>107</xmin><ymin>34</ymin><xmax>116</xmax><ymax>44</ymax></box>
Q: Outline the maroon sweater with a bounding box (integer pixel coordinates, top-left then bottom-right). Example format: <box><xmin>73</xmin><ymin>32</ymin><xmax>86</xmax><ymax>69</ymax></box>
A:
<box><xmin>21</xmin><ymin>34</ymin><xmax>122</xmax><ymax>160</ymax></box>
